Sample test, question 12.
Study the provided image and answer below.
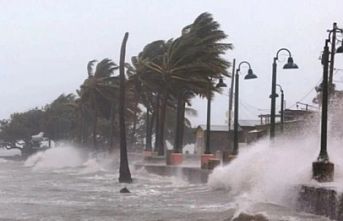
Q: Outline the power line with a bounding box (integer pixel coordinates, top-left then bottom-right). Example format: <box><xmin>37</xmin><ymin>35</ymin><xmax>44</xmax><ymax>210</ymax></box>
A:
<box><xmin>239</xmin><ymin>101</ymin><xmax>259</xmax><ymax>119</ymax></box>
<box><xmin>239</xmin><ymin>98</ymin><xmax>267</xmax><ymax>111</ymax></box>
<box><xmin>288</xmin><ymin>77</ymin><xmax>322</xmax><ymax>108</ymax></box>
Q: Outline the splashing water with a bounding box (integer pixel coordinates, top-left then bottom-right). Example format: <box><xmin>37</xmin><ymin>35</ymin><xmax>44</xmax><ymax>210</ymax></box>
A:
<box><xmin>24</xmin><ymin>145</ymin><xmax>87</xmax><ymax>170</ymax></box>
<box><xmin>208</xmin><ymin>132</ymin><xmax>343</xmax><ymax>211</ymax></box>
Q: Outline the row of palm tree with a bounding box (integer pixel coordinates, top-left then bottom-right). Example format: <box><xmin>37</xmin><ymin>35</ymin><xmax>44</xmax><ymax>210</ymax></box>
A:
<box><xmin>127</xmin><ymin>12</ymin><xmax>232</xmax><ymax>155</ymax></box>
<box><xmin>76</xmin><ymin>12</ymin><xmax>232</xmax><ymax>154</ymax></box>
<box><xmin>73</xmin><ymin>12</ymin><xmax>232</xmax><ymax>183</ymax></box>
<box><xmin>0</xmin><ymin>12</ymin><xmax>232</xmax><ymax>183</ymax></box>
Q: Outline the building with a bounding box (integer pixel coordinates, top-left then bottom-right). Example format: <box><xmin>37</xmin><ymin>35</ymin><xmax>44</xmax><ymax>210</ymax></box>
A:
<box><xmin>194</xmin><ymin>120</ymin><xmax>262</xmax><ymax>154</ymax></box>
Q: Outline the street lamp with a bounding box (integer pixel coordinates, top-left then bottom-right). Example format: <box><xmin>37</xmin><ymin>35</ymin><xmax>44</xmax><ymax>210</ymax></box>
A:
<box><xmin>328</xmin><ymin>22</ymin><xmax>343</xmax><ymax>87</ymax></box>
<box><xmin>204</xmin><ymin>77</ymin><xmax>227</xmax><ymax>155</ymax></box>
<box><xmin>270</xmin><ymin>48</ymin><xmax>298</xmax><ymax>139</ymax></box>
<box><xmin>312</xmin><ymin>22</ymin><xmax>343</xmax><ymax>182</ymax></box>
<box><xmin>201</xmin><ymin>77</ymin><xmax>227</xmax><ymax>169</ymax></box>
<box><xmin>276</xmin><ymin>84</ymin><xmax>284</xmax><ymax>133</ymax></box>
<box><xmin>232</xmin><ymin>61</ymin><xmax>257</xmax><ymax>155</ymax></box>
<box><xmin>312</xmin><ymin>23</ymin><xmax>343</xmax><ymax>182</ymax></box>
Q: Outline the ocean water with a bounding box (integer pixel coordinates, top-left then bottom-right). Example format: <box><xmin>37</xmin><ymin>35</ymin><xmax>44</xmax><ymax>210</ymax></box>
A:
<box><xmin>0</xmin><ymin>144</ymin><xmax>333</xmax><ymax>221</ymax></box>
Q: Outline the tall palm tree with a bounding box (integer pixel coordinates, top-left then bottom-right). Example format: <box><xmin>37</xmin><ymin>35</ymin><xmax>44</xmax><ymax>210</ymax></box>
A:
<box><xmin>118</xmin><ymin>32</ymin><xmax>132</xmax><ymax>183</ymax></box>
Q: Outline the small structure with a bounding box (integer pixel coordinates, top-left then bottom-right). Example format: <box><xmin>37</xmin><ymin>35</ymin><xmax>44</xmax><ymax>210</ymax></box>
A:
<box><xmin>256</xmin><ymin>108</ymin><xmax>318</xmax><ymax>137</ymax></box>
<box><xmin>0</xmin><ymin>132</ymin><xmax>53</xmax><ymax>158</ymax></box>
<box><xmin>194</xmin><ymin>108</ymin><xmax>318</xmax><ymax>155</ymax></box>
<box><xmin>194</xmin><ymin>120</ymin><xmax>261</xmax><ymax>154</ymax></box>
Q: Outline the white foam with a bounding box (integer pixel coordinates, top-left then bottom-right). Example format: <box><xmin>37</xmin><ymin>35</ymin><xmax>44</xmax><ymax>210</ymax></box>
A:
<box><xmin>208</xmin><ymin>134</ymin><xmax>326</xmax><ymax>207</ymax></box>
<box><xmin>79</xmin><ymin>158</ymin><xmax>106</xmax><ymax>174</ymax></box>
<box><xmin>24</xmin><ymin>145</ymin><xmax>85</xmax><ymax>170</ymax></box>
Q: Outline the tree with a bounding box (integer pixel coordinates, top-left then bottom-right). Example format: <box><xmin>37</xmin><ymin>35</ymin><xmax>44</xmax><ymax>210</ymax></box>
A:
<box><xmin>128</xmin><ymin>42</ymin><xmax>166</xmax><ymax>152</ymax></box>
<box><xmin>78</xmin><ymin>59</ymin><xmax>119</xmax><ymax>149</ymax></box>
<box><xmin>0</xmin><ymin>108</ymin><xmax>44</xmax><ymax>144</ymax></box>
<box><xmin>43</xmin><ymin>94</ymin><xmax>77</xmax><ymax>145</ymax></box>
<box><xmin>118</xmin><ymin>32</ymin><xmax>132</xmax><ymax>183</ymax></box>
<box><xmin>134</xmin><ymin>12</ymin><xmax>232</xmax><ymax>155</ymax></box>
<box><xmin>171</xmin><ymin>12</ymin><xmax>233</xmax><ymax>153</ymax></box>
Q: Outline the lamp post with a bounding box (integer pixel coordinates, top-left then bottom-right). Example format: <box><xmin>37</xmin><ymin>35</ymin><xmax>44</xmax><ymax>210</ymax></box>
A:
<box><xmin>204</xmin><ymin>78</ymin><xmax>227</xmax><ymax>154</ymax></box>
<box><xmin>223</xmin><ymin>59</ymin><xmax>236</xmax><ymax>164</ymax></box>
<box><xmin>276</xmin><ymin>84</ymin><xmax>284</xmax><ymax>133</ymax></box>
<box><xmin>201</xmin><ymin>77</ymin><xmax>226</xmax><ymax>169</ymax></box>
<box><xmin>312</xmin><ymin>22</ymin><xmax>343</xmax><ymax>182</ymax></box>
<box><xmin>232</xmin><ymin>61</ymin><xmax>257</xmax><ymax>155</ymax></box>
<box><xmin>270</xmin><ymin>48</ymin><xmax>299</xmax><ymax>139</ymax></box>
<box><xmin>228</xmin><ymin>59</ymin><xmax>236</xmax><ymax>131</ymax></box>
<box><xmin>312</xmin><ymin>39</ymin><xmax>334</xmax><ymax>182</ymax></box>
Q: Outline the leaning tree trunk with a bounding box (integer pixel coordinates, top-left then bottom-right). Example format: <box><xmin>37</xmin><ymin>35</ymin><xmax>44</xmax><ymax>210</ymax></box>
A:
<box><xmin>157</xmin><ymin>89</ymin><xmax>168</xmax><ymax>156</ymax></box>
<box><xmin>118</xmin><ymin>32</ymin><xmax>132</xmax><ymax>183</ymax></box>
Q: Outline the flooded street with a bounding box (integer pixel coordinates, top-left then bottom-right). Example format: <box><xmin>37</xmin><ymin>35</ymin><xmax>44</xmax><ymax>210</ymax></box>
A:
<box><xmin>0</xmin><ymin>146</ymin><xmax>331</xmax><ymax>221</ymax></box>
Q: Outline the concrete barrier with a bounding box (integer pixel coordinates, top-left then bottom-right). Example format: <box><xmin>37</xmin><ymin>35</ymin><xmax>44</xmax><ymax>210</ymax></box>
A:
<box><xmin>135</xmin><ymin>163</ymin><xmax>211</xmax><ymax>184</ymax></box>
<box><xmin>297</xmin><ymin>185</ymin><xmax>342</xmax><ymax>220</ymax></box>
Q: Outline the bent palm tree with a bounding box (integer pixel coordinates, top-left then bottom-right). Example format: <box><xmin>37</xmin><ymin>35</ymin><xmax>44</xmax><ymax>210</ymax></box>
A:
<box><xmin>118</xmin><ymin>32</ymin><xmax>132</xmax><ymax>183</ymax></box>
<box><xmin>79</xmin><ymin>59</ymin><xmax>119</xmax><ymax>149</ymax></box>
<box><xmin>144</xmin><ymin>12</ymin><xmax>232</xmax><ymax>154</ymax></box>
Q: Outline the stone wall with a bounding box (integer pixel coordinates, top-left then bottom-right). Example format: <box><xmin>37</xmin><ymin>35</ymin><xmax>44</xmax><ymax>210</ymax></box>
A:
<box><xmin>297</xmin><ymin>185</ymin><xmax>343</xmax><ymax>220</ymax></box>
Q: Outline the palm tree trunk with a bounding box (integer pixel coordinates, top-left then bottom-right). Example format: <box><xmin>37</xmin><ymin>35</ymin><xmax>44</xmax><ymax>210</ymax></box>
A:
<box><xmin>118</xmin><ymin>32</ymin><xmax>132</xmax><ymax>183</ymax></box>
<box><xmin>83</xmin><ymin>114</ymin><xmax>89</xmax><ymax>145</ymax></box>
<box><xmin>78</xmin><ymin>114</ymin><xmax>83</xmax><ymax>144</ymax></box>
<box><xmin>92</xmin><ymin>109</ymin><xmax>97</xmax><ymax>150</ymax></box>
<box><xmin>148</xmin><ymin>109</ymin><xmax>155</xmax><ymax>151</ymax></box>
<box><xmin>179</xmin><ymin>100</ymin><xmax>186</xmax><ymax>152</ymax></box>
<box><xmin>130</xmin><ymin>98</ymin><xmax>138</xmax><ymax>146</ymax></box>
<box><xmin>110</xmin><ymin>104</ymin><xmax>114</xmax><ymax>152</ymax></box>
<box><xmin>154</xmin><ymin>93</ymin><xmax>160</xmax><ymax>152</ymax></box>
<box><xmin>174</xmin><ymin>91</ymin><xmax>183</xmax><ymax>153</ymax></box>
<box><xmin>145</xmin><ymin>107</ymin><xmax>152</xmax><ymax>151</ymax></box>
<box><xmin>157</xmin><ymin>89</ymin><xmax>168</xmax><ymax>156</ymax></box>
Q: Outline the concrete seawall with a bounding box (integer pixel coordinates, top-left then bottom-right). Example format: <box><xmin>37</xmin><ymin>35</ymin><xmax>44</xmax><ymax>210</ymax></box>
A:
<box><xmin>134</xmin><ymin>163</ymin><xmax>212</xmax><ymax>184</ymax></box>
<box><xmin>297</xmin><ymin>185</ymin><xmax>343</xmax><ymax>220</ymax></box>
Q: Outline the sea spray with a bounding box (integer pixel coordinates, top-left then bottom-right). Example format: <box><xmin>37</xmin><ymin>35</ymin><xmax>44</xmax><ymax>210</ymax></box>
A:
<box><xmin>207</xmin><ymin>133</ymin><xmax>343</xmax><ymax>209</ymax></box>
<box><xmin>24</xmin><ymin>145</ymin><xmax>86</xmax><ymax>170</ymax></box>
<box><xmin>78</xmin><ymin>152</ymin><xmax>119</xmax><ymax>174</ymax></box>
<box><xmin>23</xmin><ymin>145</ymin><xmax>124</xmax><ymax>175</ymax></box>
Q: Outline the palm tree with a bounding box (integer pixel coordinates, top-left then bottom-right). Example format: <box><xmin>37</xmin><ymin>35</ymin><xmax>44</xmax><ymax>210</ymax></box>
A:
<box><xmin>128</xmin><ymin>12</ymin><xmax>231</xmax><ymax>157</ymax></box>
<box><xmin>118</xmin><ymin>32</ymin><xmax>132</xmax><ymax>183</ymax></box>
<box><xmin>170</xmin><ymin>12</ymin><xmax>233</xmax><ymax>153</ymax></box>
<box><xmin>78</xmin><ymin>59</ymin><xmax>118</xmax><ymax>149</ymax></box>
<box><xmin>129</xmin><ymin>41</ymin><xmax>168</xmax><ymax>154</ymax></box>
<box><xmin>141</xmin><ymin>12</ymin><xmax>232</xmax><ymax>154</ymax></box>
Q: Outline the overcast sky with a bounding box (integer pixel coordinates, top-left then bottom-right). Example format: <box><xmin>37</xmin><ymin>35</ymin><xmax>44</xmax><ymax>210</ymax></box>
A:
<box><xmin>1</xmin><ymin>0</ymin><xmax>343</xmax><ymax>126</ymax></box>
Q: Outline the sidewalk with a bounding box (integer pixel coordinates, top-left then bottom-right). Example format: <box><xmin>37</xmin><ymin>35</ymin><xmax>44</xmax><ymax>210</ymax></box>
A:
<box><xmin>134</xmin><ymin>155</ymin><xmax>213</xmax><ymax>184</ymax></box>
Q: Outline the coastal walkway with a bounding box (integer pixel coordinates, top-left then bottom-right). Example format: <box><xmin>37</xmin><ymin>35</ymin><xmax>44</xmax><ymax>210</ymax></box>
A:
<box><xmin>134</xmin><ymin>156</ymin><xmax>213</xmax><ymax>184</ymax></box>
